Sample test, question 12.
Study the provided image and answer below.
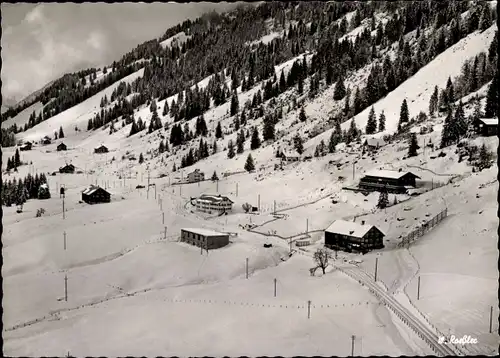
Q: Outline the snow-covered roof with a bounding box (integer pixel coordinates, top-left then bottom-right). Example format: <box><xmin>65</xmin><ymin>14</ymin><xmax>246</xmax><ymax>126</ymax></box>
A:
<box><xmin>478</xmin><ymin>118</ymin><xmax>498</xmax><ymax>125</ymax></box>
<box><xmin>363</xmin><ymin>169</ymin><xmax>419</xmax><ymax>180</ymax></box>
<box><xmin>82</xmin><ymin>185</ymin><xmax>109</xmax><ymax>196</ymax></box>
<box><xmin>197</xmin><ymin>194</ymin><xmax>233</xmax><ymax>204</ymax></box>
<box><xmin>282</xmin><ymin>150</ymin><xmax>301</xmax><ymax>158</ymax></box>
<box><xmin>325</xmin><ymin>220</ymin><xmax>381</xmax><ymax>238</ymax></box>
<box><xmin>364</xmin><ymin>137</ymin><xmax>386</xmax><ymax>147</ymax></box>
<box><xmin>182</xmin><ymin>228</ymin><xmax>228</xmax><ymax>237</ymax></box>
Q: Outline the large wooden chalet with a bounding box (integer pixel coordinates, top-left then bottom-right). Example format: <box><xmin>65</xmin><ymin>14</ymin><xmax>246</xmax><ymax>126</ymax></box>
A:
<box><xmin>94</xmin><ymin>145</ymin><xmax>109</xmax><ymax>154</ymax></box>
<box><xmin>81</xmin><ymin>185</ymin><xmax>111</xmax><ymax>204</ymax></box>
<box><xmin>281</xmin><ymin>150</ymin><xmax>301</xmax><ymax>163</ymax></box>
<box><xmin>59</xmin><ymin>164</ymin><xmax>75</xmax><ymax>174</ymax></box>
<box><xmin>20</xmin><ymin>142</ymin><xmax>32</xmax><ymax>151</ymax></box>
<box><xmin>325</xmin><ymin>219</ymin><xmax>384</xmax><ymax>254</ymax></box>
<box><xmin>359</xmin><ymin>169</ymin><xmax>420</xmax><ymax>194</ymax></box>
<box><xmin>195</xmin><ymin>194</ymin><xmax>233</xmax><ymax>214</ymax></box>
<box><xmin>187</xmin><ymin>169</ymin><xmax>205</xmax><ymax>183</ymax></box>
<box><xmin>474</xmin><ymin>118</ymin><xmax>498</xmax><ymax>136</ymax></box>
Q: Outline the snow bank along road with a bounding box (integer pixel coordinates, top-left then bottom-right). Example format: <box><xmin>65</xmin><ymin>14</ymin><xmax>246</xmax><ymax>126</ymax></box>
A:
<box><xmin>338</xmin><ymin>266</ymin><xmax>458</xmax><ymax>356</ymax></box>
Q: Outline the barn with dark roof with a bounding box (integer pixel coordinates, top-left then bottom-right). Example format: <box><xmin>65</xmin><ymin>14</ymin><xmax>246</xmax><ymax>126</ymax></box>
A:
<box><xmin>81</xmin><ymin>185</ymin><xmax>111</xmax><ymax>204</ymax></box>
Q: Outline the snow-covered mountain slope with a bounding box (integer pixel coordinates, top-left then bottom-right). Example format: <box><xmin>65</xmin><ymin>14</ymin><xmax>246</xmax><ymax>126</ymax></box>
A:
<box><xmin>160</xmin><ymin>31</ymin><xmax>192</xmax><ymax>49</ymax></box>
<box><xmin>18</xmin><ymin>68</ymin><xmax>144</xmax><ymax>143</ymax></box>
<box><xmin>343</xmin><ymin>24</ymin><xmax>497</xmax><ymax>134</ymax></box>
<box><xmin>2</xmin><ymin>101</ymin><xmax>45</xmax><ymax>129</ymax></box>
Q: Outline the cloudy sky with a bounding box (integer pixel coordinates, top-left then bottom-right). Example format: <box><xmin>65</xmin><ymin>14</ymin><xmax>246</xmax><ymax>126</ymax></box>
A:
<box><xmin>1</xmin><ymin>2</ymin><xmax>240</xmax><ymax>105</ymax></box>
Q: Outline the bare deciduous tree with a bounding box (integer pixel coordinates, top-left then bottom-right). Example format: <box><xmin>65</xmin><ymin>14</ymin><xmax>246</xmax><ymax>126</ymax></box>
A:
<box><xmin>242</xmin><ymin>202</ymin><xmax>252</xmax><ymax>213</ymax></box>
<box><xmin>313</xmin><ymin>248</ymin><xmax>333</xmax><ymax>275</ymax></box>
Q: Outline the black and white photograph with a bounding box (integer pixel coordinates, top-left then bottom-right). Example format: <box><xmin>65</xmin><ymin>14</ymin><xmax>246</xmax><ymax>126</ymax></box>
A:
<box><xmin>1</xmin><ymin>1</ymin><xmax>499</xmax><ymax>356</ymax></box>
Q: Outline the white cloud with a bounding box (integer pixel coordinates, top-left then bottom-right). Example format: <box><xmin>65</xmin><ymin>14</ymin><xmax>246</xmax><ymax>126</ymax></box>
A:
<box><xmin>87</xmin><ymin>31</ymin><xmax>106</xmax><ymax>50</ymax></box>
<box><xmin>24</xmin><ymin>4</ymin><xmax>44</xmax><ymax>24</ymax></box>
<box><xmin>2</xmin><ymin>3</ymin><xmax>243</xmax><ymax>102</ymax></box>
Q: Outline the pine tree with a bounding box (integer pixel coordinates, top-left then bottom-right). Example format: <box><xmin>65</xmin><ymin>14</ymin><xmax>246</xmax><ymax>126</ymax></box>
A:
<box><xmin>299</xmin><ymin>106</ymin><xmax>307</xmax><ymax>122</ymax></box>
<box><xmin>240</xmin><ymin>110</ymin><xmax>247</xmax><ymax>126</ymax></box>
<box><xmin>408</xmin><ymin>133</ymin><xmax>419</xmax><ymax>157</ymax></box>
<box><xmin>150</xmin><ymin>99</ymin><xmax>157</xmax><ymax>113</ymax></box>
<box><xmin>446</xmin><ymin>77</ymin><xmax>454</xmax><ymax>104</ymax></box>
<box><xmin>454</xmin><ymin>101</ymin><xmax>467</xmax><ymax>139</ymax></box>
<box><xmin>365</xmin><ymin>107</ymin><xmax>377</xmax><ymax>134</ymax></box>
<box><xmin>316</xmin><ymin>139</ymin><xmax>326</xmax><ymax>157</ymax></box>
<box><xmin>215</xmin><ymin>122</ymin><xmax>223</xmax><ymax>139</ymax></box>
<box><xmin>485</xmin><ymin>75</ymin><xmax>498</xmax><ymax>118</ymax></box>
<box><xmin>250</xmin><ymin>127</ymin><xmax>261</xmax><ymax>150</ymax></box>
<box><xmin>377</xmin><ymin>188</ymin><xmax>389</xmax><ymax>209</ymax></box>
<box><xmin>378</xmin><ymin>110</ymin><xmax>386</xmax><ymax>132</ymax></box>
<box><xmin>14</xmin><ymin>148</ymin><xmax>21</xmax><ymax>168</ymax></box>
<box><xmin>139</xmin><ymin>153</ymin><xmax>144</xmax><ymax>164</ymax></box>
<box><xmin>230</xmin><ymin>92</ymin><xmax>239</xmax><ymax>116</ymax></box>
<box><xmin>429</xmin><ymin>86</ymin><xmax>439</xmax><ymax>116</ymax></box>
<box><xmin>236</xmin><ymin>130</ymin><xmax>245</xmax><ymax>154</ymax></box>
<box><xmin>440</xmin><ymin>108</ymin><xmax>454</xmax><ymax>148</ymax></box>
<box><xmin>227</xmin><ymin>140</ymin><xmax>235</xmax><ymax>158</ymax></box>
<box><xmin>333</xmin><ymin>76</ymin><xmax>346</xmax><ymax>100</ymax></box>
<box><xmin>477</xmin><ymin>143</ymin><xmax>492</xmax><ymax>170</ymax></box>
<box><xmin>213</xmin><ymin>140</ymin><xmax>218</xmax><ymax>154</ymax></box>
<box><xmin>262</xmin><ymin>116</ymin><xmax>275</xmax><ymax>141</ymax></box>
<box><xmin>347</xmin><ymin>120</ymin><xmax>359</xmax><ymax>143</ymax></box>
<box><xmin>279</xmin><ymin>70</ymin><xmax>286</xmax><ymax>93</ymax></box>
<box><xmin>234</xmin><ymin>114</ymin><xmax>240</xmax><ymax>131</ymax></box>
<box><xmin>58</xmin><ymin>126</ymin><xmax>65</xmax><ymax>139</ymax></box>
<box><xmin>343</xmin><ymin>88</ymin><xmax>351</xmax><ymax>116</ymax></box>
<box><xmin>293</xmin><ymin>133</ymin><xmax>304</xmax><ymax>154</ymax></box>
<box><xmin>244</xmin><ymin>153</ymin><xmax>255</xmax><ymax>172</ymax></box>
<box><xmin>159</xmin><ymin>140</ymin><xmax>165</xmax><ymax>153</ymax></box>
<box><xmin>297</xmin><ymin>75</ymin><xmax>303</xmax><ymax>94</ymax></box>
<box><xmin>211</xmin><ymin>171</ymin><xmax>219</xmax><ymax>181</ymax></box>
<box><xmin>353</xmin><ymin>87</ymin><xmax>363</xmax><ymax>115</ymax></box>
<box><xmin>400</xmin><ymin>99</ymin><xmax>409</xmax><ymax>124</ymax></box>
<box><xmin>328</xmin><ymin>130</ymin><xmax>338</xmax><ymax>153</ymax></box>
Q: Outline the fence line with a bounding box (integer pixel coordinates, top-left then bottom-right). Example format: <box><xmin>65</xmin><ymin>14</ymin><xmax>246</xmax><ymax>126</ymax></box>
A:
<box><xmin>398</xmin><ymin>208</ymin><xmax>448</xmax><ymax>248</ymax></box>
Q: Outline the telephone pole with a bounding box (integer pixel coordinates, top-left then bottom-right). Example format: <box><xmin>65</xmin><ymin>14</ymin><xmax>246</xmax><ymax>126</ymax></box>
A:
<box><xmin>258</xmin><ymin>194</ymin><xmax>261</xmax><ymax>211</ymax></box>
<box><xmin>352</xmin><ymin>163</ymin><xmax>355</xmax><ymax>180</ymax></box>
<box><xmin>273</xmin><ymin>200</ymin><xmax>276</xmax><ymax>215</ymax></box>
<box><xmin>417</xmin><ymin>276</ymin><xmax>421</xmax><ymax>300</ymax></box>
<box><xmin>274</xmin><ymin>278</ymin><xmax>277</xmax><ymax>297</ymax></box>
<box><xmin>307</xmin><ymin>300</ymin><xmax>311</xmax><ymax>319</ymax></box>
<box><xmin>351</xmin><ymin>335</ymin><xmax>355</xmax><ymax>356</ymax></box>
<box><xmin>246</xmin><ymin>258</ymin><xmax>249</xmax><ymax>279</ymax></box>
<box><xmin>489</xmin><ymin>306</ymin><xmax>493</xmax><ymax>333</ymax></box>
<box><xmin>62</xmin><ymin>196</ymin><xmax>65</xmax><ymax>219</ymax></box>
<box><xmin>374</xmin><ymin>257</ymin><xmax>378</xmax><ymax>282</ymax></box>
<box><xmin>162</xmin><ymin>212</ymin><xmax>165</xmax><ymax>224</ymax></box>
<box><xmin>236</xmin><ymin>183</ymin><xmax>238</xmax><ymax>197</ymax></box>
<box><xmin>63</xmin><ymin>231</ymin><xmax>67</xmax><ymax>250</ymax></box>
<box><xmin>64</xmin><ymin>274</ymin><xmax>68</xmax><ymax>302</ymax></box>
<box><xmin>306</xmin><ymin>218</ymin><xmax>309</xmax><ymax>234</ymax></box>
